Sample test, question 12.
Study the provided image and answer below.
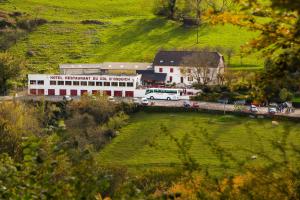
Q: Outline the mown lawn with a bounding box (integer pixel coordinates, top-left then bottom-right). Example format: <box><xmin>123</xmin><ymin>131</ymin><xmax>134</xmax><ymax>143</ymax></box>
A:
<box><xmin>293</xmin><ymin>96</ymin><xmax>300</xmax><ymax>103</ymax></box>
<box><xmin>0</xmin><ymin>0</ymin><xmax>263</xmax><ymax>73</ymax></box>
<box><xmin>98</xmin><ymin>112</ymin><xmax>300</xmax><ymax>174</ymax></box>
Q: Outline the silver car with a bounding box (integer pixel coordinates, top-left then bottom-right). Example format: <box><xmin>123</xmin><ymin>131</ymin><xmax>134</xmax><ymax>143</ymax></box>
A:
<box><xmin>249</xmin><ymin>105</ymin><xmax>259</xmax><ymax>113</ymax></box>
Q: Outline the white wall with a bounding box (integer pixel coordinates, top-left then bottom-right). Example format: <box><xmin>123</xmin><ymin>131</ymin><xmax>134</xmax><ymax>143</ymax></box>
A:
<box><xmin>28</xmin><ymin>74</ymin><xmax>141</xmax><ymax>97</ymax></box>
<box><xmin>154</xmin><ymin>66</ymin><xmax>193</xmax><ymax>85</ymax></box>
<box><xmin>154</xmin><ymin>63</ymin><xmax>223</xmax><ymax>86</ymax></box>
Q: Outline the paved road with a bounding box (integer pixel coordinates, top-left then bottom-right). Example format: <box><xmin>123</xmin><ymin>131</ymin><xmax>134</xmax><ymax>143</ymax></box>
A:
<box><xmin>3</xmin><ymin>95</ymin><xmax>300</xmax><ymax>118</ymax></box>
<box><xmin>149</xmin><ymin>100</ymin><xmax>300</xmax><ymax>117</ymax></box>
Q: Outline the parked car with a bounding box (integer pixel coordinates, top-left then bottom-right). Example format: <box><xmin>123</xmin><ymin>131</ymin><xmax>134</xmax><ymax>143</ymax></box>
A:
<box><xmin>183</xmin><ymin>100</ymin><xmax>191</xmax><ymax>108</ymax></box>
<box><xmin>108</xmin><ymin>96</ymin><xmax>115</xmax><ymax>102</ymax></box>
<box><xmin>141</xmin><ymin>98</ymin><xmax>149</xmax><ymax>106</ymax></box>
<box><xmin>249</xmin><ymin>105</ymin><xmax>259</xmax><ymax>113</ymax></box>
<box><xmin>268</xmin><ymin>107</ymin><xmax>277</xmax><ymax>114</ymax></box>
<box><xmin>192</xmin><ymin>102</ymin><xmax>200</xmax><ymax>108</ymax></box>
<box><xmin>63</xmin><ymin>95</ymin><xmax>72</xmax><ymax>102</ymax></box>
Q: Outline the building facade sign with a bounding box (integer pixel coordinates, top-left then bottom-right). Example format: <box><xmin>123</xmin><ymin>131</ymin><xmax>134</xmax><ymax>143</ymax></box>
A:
<box><xmin>28</xmin><ymin>74</ymin><xmax>141</xmax><ymax>97</ymax></box>
<box><xmin>49</xmin><ymin>75</ymin><xmax>132</xmax><ymax>82</ymax></box>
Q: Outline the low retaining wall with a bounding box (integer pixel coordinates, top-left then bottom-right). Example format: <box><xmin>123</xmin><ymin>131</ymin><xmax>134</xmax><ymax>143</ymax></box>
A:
<box><xmin>140</xmin><ymin>106</ymin><xmax>300</xmax><ymax>122</ymax></box>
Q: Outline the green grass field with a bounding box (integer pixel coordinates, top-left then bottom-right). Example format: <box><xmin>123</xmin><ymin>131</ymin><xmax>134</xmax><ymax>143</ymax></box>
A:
<box><xmin>98</xmin><ymin>112</ymin><xmax>300</xmax><ymax>174</ymax></box>
<box><xmin>0</xmin><ymin>0</ymin><xmax>263</xmax><ymax>73</ymax></box>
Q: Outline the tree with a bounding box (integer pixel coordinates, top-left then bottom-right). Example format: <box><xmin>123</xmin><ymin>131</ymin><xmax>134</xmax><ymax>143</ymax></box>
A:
<box><xmin>206</xmin><ymin>0</ymin><xmax>232</xmax><ymax>13</ymax></box>
<box><xmin>168</xmin><ymin>0</ymin><xmax>177</xmax><ymax>19</ymax></box>
<box><xmin>186</xmin><ymin>0</ymin><xmax>203</xmax><ymax>44</ymax></box>
<box><xmin>0</xmin><ymin>52</ymin><xmax>25</xmax><ymax>95</ymax></box>
<box><xmin>153</xmin><ymin>0</ymin><xmax>177</xmax><ymax>19</ymax></box>
<box><xmin>279</xmin><ymin>88</ymin><xmax>293</xmax><ymax>102</ymax></box>
<box><xmin>0</xmin><ymin>102</ymin><xmax>41</xmax><ymax>161</ymax></box>
<box><xmin>225</xmin><ymin>47</ymin><xmax>235</xmax><ymax>66</ymax></box>
<box><xmin>181</xmin><ymin>52</ymin><xmax>219</xmax><ymax>86</ymax></box>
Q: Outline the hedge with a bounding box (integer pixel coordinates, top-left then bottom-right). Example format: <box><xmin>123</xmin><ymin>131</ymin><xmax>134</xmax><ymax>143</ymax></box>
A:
<box><xmin>139</xmin><ymin>106</ymin><xmax>300</xmax><ymax>122</ymax></box>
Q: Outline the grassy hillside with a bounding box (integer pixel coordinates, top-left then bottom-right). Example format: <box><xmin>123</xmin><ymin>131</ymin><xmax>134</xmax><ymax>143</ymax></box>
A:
<box><xmin>0</xmin><ymin>0</ymin><xmax>263</xmax><ymax>73</ymax></box>
<box><xmin>99</xmin><ymin>112</ymin><xmax>300</xmax><ymax>174</ymax></box>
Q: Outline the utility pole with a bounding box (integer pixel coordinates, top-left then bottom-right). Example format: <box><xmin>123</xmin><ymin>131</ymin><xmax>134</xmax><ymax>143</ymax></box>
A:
<box><xmin>197</xmin><ymin>23</ymin><xmax>199</xmax><ymax>44</ymax></box>
<box><xmin>196</xmin><ymin>0</ymin><xmax>201</xmax><ymax>44</ymax></box>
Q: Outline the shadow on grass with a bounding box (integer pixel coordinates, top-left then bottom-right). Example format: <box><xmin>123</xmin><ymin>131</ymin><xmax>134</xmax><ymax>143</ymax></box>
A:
<box><xmin>103</xmin><ymin>18</ymin><xmax>212</xmax><ymax>56</ymax></box>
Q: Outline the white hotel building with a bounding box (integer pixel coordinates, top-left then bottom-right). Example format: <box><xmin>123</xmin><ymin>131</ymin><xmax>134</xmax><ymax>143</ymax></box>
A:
<box><xmin>28</xmin><ymin>62</ymin><xmax>151</xmax><ymax>97</ymax></box>
<box><xmin>28</xmin><ymin>51</ymin><xmax>225</xmax><ymax>97</ymax></box>
<box><xmin>28</xmin><ymin>74</ymin><xmax>141</xmax><ymax>97</ymax></box>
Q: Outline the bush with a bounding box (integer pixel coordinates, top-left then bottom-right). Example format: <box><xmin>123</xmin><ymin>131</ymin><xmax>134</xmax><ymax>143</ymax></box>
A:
<box><xmin>152</xmin><ymin>0</ymin><xmax>169</xmax><ymax>16</ymax></box>
<box><xmin>16</xmin><ymin>18</ymin><xmax>47</xmax><ymax>31</ymax></box>
<box><xmin>279</xmin><ymin>88</ymin><xmax>294</xmax><ymax>102</ymax></box>
<box><xmin>81</xmin><ymin>20</ymin><xmax>105</xmax><ymax>25</ymax></box>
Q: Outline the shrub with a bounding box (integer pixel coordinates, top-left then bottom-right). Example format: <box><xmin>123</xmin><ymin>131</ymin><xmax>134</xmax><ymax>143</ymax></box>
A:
<box><xmin>279</xmin><ymin>88</ymin><xmax>294</xmax><ymax>102</ymax></box>
<box><xmin>81</xmin><ymin>20</ymin><xmax>105</xmax><ymax>25</ymax></box>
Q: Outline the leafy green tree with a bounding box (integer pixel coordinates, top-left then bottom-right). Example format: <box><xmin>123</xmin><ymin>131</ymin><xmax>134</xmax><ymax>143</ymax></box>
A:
<box><xmin>279</xmin><ymin>88</ymin><xmax>293</xmax><ymax>102</ymax></box>
<box><xmin>0</xmin><ymin>101</ymin><xmax>41</xmax><ymax>160</ymax></box>
<box><xmin>0</xmin><ymin>52</ymin><xmax>25</xmax><ymax>95</ymax></box>
<box><xmin>153</xmin><ymin>0</ymin><xmax>177</xmax><ymax>19</ymax></box>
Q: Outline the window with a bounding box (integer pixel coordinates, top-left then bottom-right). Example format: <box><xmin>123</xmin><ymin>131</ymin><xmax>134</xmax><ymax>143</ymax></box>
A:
<box><xmin>170</xmin><ymin>68</ymin><xmax>174</xmax><ymax>73</ymax></box>
<box><xmin>88</xmin><ymin>82</ymin><xmax>95</xmax><ymax>86</ymax></box>
<box><xmin>114</xmin><ymin>91</ymin><xmax>122</xmax><ymax>97</ymax></box>
<box><xmin>48</xmin><ymin>89</ymin><xmax>55</xmax><ymax>95</ymax></box>
<box><xmin>37</xmin><ymin>89</ymin><xmax>44</xmax><ymax>95</ymax></box>
<box><xmin>96</xmin><ymin>82</ymin><xmax>102</xmax><ymax>86</ymax></box>
<box><xmin>92</xmin><ymin>90</ymin><xmax>100</xmax><ymax>95</ymax></box>
<box><xmin>58</xmin><ymin>81</ymin><xmax>64</xmax><ymax>85</ymax></box>
<box><xmin>119</xmin><ymin>82</ymin><xmax>126</xmax><ymax>87</ymax></box>
<box><xmin>30</xmin><ymin>89</ymin><xmax>36</xmax><ymax>95</ymax></box>
<box><xmin>159</xmin><ymin>68</ymin><xmax>163</xmax><ymax>73</ymax></box>
<box><xmin>65</xmin><ymin>81</ymin><xmax>72</xmax><ymax>86</ymax></box>
<box><xmin>104</xmin><ymin>82</ymin><xmax>110</xmax><ymax>86</ymax></box>
<box><xmin>188</xmin><ymin>76</ymin><xmax>193</xmax><ymax>81</ymax></box>
<box><xmin>105</xmin><ymin>90</ymin><xmax>111</xmax><ymax>96</ymax></box>
<box><xmin>145</xmin><ymin>89</ymin><xmax>153</xmax><ymax>94</ymax></box>
<box><xmin>37</xmin><ymin>80</ymin><xmax>44</xmax><ymax>85</ymax></box>
<box><xmin>112</xmin><ymin>82</ymin><xmax>118</xmax><ymax>87</ymax></box>
<box><xmin>81</xmin><ymin>81</ymin><xmax>87</xmax><ymax>86</ymax></box>
<box><xmin>73</xmin><ymin>81</ymin><xmax>80</xmax><ymax>86</ymax></box>
<box><xmin>127</xmin><ymin>82</ymin><xmax>134</xmax><ymax>87</ymax></box>
<box><xmin>125</xmin><ymin>91</ymin><xmax>134</xmax><ymax>97</ymax></box>
<box><xmin>50</xmin><ymin>81</ymin><xmax>56</xmax><ymax>85</ymax></box>
<box><xmin>70</xmin><ymin>90</ymin><xmax>77</xmax><ymax>96</ymax></box>
<box><xmin>38</xmin><ymin>80</ymin><xmax>44</xmax><ymax>85</ymax></box>
<box><xmin>30</xmin><ymin>80</ymin><xmax>36</xmax><ymax>85</ymax></box>
<box><xmin>169</xmin><ymin>76</ymin><xmax>173</xmax><ymax>82</ymax></box>
<box><xmin>81</xmin><ymin>90</ymin><xmax>88</xmax><ymax>95</ymax></box>
<box><xmin>59</xmin><ymin>89</ymin><xmax>66</xmax><ymax>96</ymax></box>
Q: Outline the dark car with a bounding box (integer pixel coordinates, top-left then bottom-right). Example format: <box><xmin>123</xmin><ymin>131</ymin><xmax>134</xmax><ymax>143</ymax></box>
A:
<box><xmin>183</xmin><ymin>100</ymin><xmax>191</xmax><ymax>108</ymax></box>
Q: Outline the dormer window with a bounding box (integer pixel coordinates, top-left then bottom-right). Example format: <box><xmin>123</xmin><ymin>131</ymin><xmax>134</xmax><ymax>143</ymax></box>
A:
<box><xmin>170</xmin><ymin>60</ymin><xmax>174</xmax><ymax>64</ymax></box>
<box><xmin>160</xmin><ymin>60</ymin><xmax>164</xmax><ymax>63</ymax></box>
